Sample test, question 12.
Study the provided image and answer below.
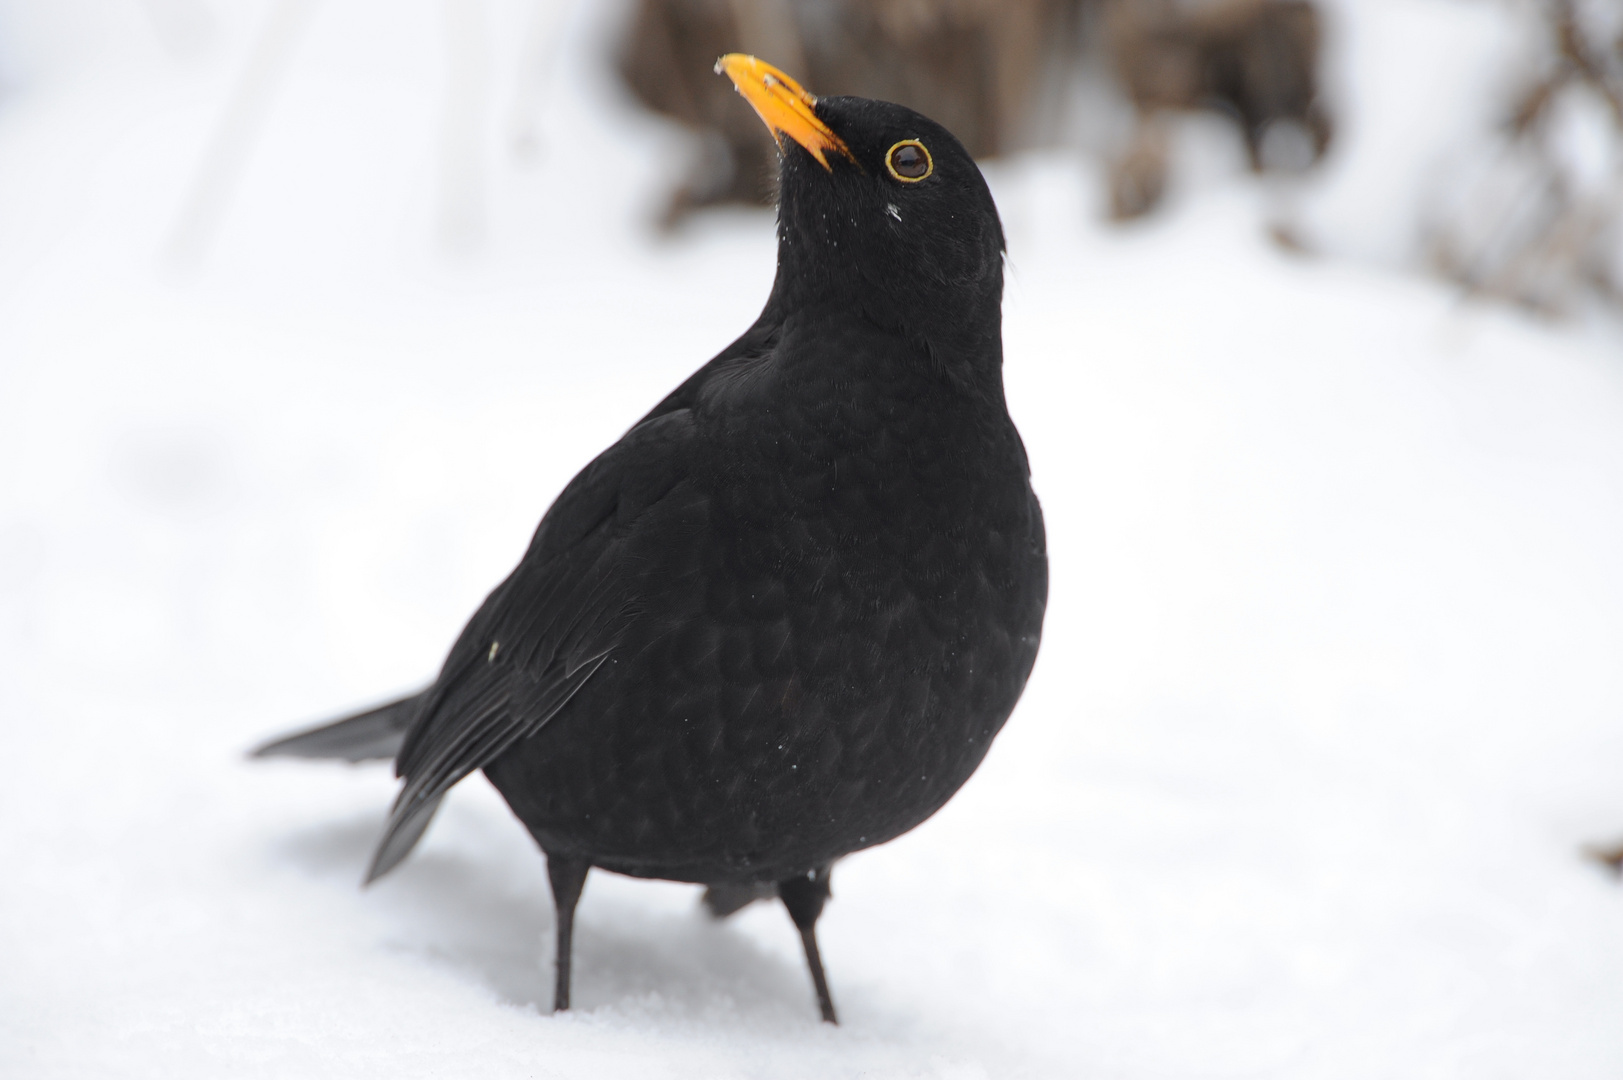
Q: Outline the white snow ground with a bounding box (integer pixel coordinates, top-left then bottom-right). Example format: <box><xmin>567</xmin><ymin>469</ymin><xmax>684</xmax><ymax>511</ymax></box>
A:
<box><xmin>3</xmin><ymin>1</ymin><xmax>1623</xmax><ymax>1077</ymax></box>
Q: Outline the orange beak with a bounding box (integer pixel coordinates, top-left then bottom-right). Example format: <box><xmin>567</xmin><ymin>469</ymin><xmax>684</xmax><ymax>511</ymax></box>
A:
<box><xmin>715</xmin><ymin>54</ymin><xmax>854</xmax><ymax>172</ymax></box>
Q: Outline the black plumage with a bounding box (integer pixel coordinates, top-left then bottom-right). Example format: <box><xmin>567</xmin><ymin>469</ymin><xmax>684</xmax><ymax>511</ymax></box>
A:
<box><xmin>255</xmin><ymin>56</ymin><xmax>1046</xmax><ymax>1024</ymax></box>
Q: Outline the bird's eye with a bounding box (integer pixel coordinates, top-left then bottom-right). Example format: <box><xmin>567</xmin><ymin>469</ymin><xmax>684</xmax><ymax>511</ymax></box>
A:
<box><xmin>885</xmin><ymin>140</ymin><xmax>932</xmax><ymax>182</ymax></box>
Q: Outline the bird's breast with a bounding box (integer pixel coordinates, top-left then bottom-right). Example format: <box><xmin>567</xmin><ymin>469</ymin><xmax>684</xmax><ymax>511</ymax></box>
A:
<box><xmin>490</xmin><ymin>351</ymin><xmax>1046</xmax><ymax>882</ymax></box>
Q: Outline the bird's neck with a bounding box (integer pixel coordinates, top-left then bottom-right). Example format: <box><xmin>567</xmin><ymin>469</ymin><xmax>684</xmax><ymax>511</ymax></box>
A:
<box><xmin>761</xmin><ymin>266</ymin><xmax>1007</xmax><ymax>401</ymax></box>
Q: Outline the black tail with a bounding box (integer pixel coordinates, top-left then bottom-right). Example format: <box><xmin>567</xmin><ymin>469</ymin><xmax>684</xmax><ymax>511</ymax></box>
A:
<box><xmin>251</xmin><ymin>691</ymin><xmax>427</xmax><ymax>763</ymax></box>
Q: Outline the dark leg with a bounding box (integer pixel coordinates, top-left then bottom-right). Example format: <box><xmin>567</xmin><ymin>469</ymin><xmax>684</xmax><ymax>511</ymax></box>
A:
<box><xmin>701</xmin><ymin>881</ymin><xmax>778</xmax><ymax>919</ymax></box>
<box><xmin>778</xmin><ymin>865</ymin><xmax>837</xmax><ymax>1024</ymax></box>
<box><xmin>545</xmin><ymin>853</ymin><xmax>590</xmax><ymax>1012</ymax></box>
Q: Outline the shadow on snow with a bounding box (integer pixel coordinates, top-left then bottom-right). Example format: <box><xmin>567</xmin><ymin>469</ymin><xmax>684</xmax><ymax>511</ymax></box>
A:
<box><xmin>266</xmin><ymin>809</ymin><xmax>826</xmax><ymax>1027</ymax></box>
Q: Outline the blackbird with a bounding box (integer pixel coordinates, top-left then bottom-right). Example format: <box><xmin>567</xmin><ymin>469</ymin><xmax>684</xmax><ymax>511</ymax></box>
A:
<box><xmin>255</xmin><ymin>55</ymin><xmax>1047</xmax><ymax>1024</ymax></box>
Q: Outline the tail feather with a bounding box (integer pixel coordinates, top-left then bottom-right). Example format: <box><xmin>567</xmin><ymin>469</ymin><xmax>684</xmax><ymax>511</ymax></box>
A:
<box><xmin>251</xmin><ymin>691</ymin><xmax>427</xmax><ymax>763</ymax></box>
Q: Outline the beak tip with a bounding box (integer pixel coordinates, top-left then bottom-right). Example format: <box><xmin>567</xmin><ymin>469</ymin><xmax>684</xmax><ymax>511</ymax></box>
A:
<box><xmin>715</xmin><ymin>54</ymin><xmax>852</xmax><ymax>170</ymax></box>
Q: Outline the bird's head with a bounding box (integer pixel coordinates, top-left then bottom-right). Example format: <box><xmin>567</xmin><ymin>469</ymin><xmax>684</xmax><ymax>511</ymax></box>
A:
<box><xmin>717</xmin><ymin>55</ymin><xmax>1006</xmax><ymax>352</ymax></box>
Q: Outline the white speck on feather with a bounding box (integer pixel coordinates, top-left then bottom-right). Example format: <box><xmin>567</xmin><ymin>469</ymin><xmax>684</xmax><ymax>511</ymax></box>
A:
<box><xmin>885</xmin><ymin>203</ymin><xmax>902</xmax><ymax>222</ymax></box>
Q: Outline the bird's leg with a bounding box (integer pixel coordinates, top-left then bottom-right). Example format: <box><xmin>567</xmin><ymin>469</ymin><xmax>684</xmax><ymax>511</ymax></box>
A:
<box><xmin>545</xmin><ymin>853</ymin><xmax>590</xmax><ymax>1012</ymax></box>
<box><xmin>778</xmin><ymin>865</ymin><xmax>837</xmax><ymax>1024</ymax></box>
<box><xmin>701</xmin><ymin>881</ymin><xmax>779</xmax><ymax>919</ymax></box>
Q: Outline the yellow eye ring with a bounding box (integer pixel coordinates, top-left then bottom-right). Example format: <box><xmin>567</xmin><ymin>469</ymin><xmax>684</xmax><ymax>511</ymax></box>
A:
<box><xmin>885</xmin><ymin>139</ymin><xmax>933</xmax><ymax>182</ymax></box>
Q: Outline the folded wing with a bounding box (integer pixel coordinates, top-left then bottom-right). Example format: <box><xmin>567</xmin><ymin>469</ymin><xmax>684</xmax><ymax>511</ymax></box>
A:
<box><xmin>365</xmin><ymin>407</ymin><xmax>699</xmax><ymax>882</ymax></box>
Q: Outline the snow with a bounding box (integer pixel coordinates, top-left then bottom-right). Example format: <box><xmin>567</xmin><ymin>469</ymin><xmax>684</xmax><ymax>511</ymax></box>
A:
<box><xmin>3</xmin><ymin>1</ymin><xmax>1623</xmax><ymax>1077</ymax></box>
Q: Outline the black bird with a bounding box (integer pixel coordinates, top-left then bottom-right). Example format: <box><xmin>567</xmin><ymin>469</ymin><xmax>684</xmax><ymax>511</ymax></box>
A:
<box><xmin>255</xmin><ymin>55</ymin><xmax>1047</xmax><ymax>1024</ymax></box>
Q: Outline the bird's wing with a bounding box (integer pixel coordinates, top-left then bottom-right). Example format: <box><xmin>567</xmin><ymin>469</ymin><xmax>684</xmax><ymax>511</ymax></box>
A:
<box><xmin>365</xmin><ymin>407</ymin><xmax>699</xmax><ymax>882</ymax></box>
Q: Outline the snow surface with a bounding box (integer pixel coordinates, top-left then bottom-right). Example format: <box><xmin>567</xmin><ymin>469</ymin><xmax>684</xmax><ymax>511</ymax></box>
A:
<box><xmin>3</xmin><ymin>1</ymin><xmax>1623</xmax><ymax>1077</ymax></box>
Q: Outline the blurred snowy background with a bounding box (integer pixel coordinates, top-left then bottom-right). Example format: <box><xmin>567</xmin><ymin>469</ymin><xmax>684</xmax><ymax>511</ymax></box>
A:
<box><xmin>2</xmin><ymin>0</ymin><xmax>1623</xmax><ymax>1076</ymax></box>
